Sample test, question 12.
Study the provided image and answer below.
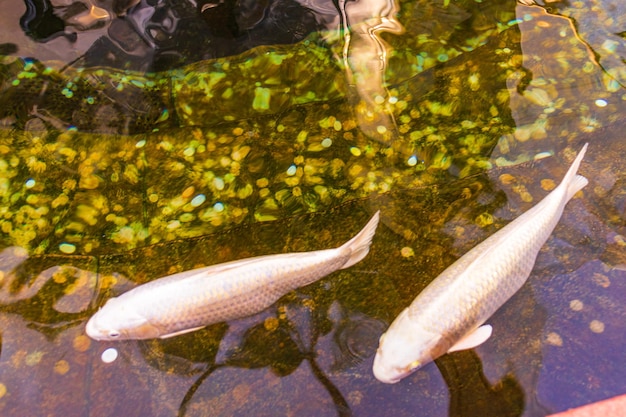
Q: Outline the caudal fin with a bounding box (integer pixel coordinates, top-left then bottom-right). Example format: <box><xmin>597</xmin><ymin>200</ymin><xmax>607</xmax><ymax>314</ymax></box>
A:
<box><xmin>340</xmin><ymin>211</ymin><xmax>380</xmax><ymax>269</ymax></box>
<box><xmin>561</xmin><ymin>143</ymin><xmax>589</xmax><ymax>200</ymax></box>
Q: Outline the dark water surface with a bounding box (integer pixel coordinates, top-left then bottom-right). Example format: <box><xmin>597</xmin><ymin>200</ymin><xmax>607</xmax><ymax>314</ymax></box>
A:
<box><xmin>0</xmin><ymin>0</ymin><xmax>625</xmax><ymax>416</ymax></box>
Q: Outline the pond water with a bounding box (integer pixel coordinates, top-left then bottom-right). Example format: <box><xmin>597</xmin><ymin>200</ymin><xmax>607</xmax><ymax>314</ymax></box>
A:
<box><xmin>0</xmin><ymin>0</ymin><xmax>625</xmax><ymax>416</ymax></box>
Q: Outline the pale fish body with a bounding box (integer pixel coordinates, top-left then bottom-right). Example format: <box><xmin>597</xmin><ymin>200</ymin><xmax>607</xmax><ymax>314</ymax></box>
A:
<box><xmin>86</xmin><ymin>212</ymin><xmax>379</xmax><ymax>341</ymax></box>
<box><xmin>373</xmin><ymin>144</ymin><xmax>589</xmax><ymax>383</ymax></box>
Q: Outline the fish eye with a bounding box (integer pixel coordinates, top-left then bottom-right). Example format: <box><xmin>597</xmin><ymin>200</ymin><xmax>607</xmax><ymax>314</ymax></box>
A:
<box><xmin>108</xmin><ymin>331</ymin><xmax>121</xmax><ymax>338</ymax></box>
<box><xmin>407</xmin><ymin>360</ymin><xmax>421</xmax><ymax>372</ymax></box>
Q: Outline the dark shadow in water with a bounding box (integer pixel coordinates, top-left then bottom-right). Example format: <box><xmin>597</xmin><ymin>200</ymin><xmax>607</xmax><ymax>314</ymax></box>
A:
<box><xmin>0</xmin><ymin>251</ymin><xmax>97</xmax><ymax>339</ymax></box>
<box><xmin>437</xmin><ymin>350</ymin><xmax>524</xmax><ymax>417</ymax></box>
<box><xmin>18</xmin><ymin>0</ymin><xmax>323</xmax><ymax>71</ymax></box>
<box><xmin>168</xmin><ymin>300</ymin><xmax>352</xmax><ymax>417</ymax></box>
<box><xmin>429</xmin><ymin>281</ymin><xmax>555</xmax><ymax>417</ymax></box>
<box><xmin>20</xmin><ymin>0</ymin><xmax>74</xmax><ymax>43</ymax></box>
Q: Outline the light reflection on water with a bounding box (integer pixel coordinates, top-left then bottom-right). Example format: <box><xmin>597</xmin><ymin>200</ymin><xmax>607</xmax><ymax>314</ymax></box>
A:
<box><xmin>0</xmin><ymin>0</ymin><xmax>625</xmax><ymax>416</ymax></box>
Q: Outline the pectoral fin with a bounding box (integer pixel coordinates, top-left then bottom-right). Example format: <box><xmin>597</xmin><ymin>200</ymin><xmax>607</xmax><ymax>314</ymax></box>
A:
<box><xmin>159</xmin><ymin>326</ymin><xmax>206</xmax><ymax>339</ymax></box>
<box><xmin>447</xmin><ymin>324</ymin><xmax>493</xmax><ymax>353</ymax></box>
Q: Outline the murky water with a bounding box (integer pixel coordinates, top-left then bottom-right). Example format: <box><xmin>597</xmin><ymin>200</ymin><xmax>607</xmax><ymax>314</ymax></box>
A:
<box><xmin>0</xmin><ymin>0</ymin><xmax>625</xmax><ymax>416</ymax></box>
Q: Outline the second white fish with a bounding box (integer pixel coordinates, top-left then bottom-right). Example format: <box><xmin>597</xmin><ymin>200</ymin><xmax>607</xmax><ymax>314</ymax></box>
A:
<box><xmin>373</xmin><ymin>144</ymin><xmax>589</xmax><ymax>383</ymax></box>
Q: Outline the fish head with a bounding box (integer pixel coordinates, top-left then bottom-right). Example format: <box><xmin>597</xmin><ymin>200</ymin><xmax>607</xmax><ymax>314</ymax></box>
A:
<box><xmin>372</xmin><ymin>308</ymin><xmax>440</xmax><ymax>383</ymax></box>
<box><xmin>85</xmin><ymin>296</ymin><xmax>161</xmax><ymax>341</ymax></box>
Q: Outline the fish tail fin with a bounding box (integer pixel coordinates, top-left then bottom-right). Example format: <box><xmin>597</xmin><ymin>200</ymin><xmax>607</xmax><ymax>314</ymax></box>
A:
<box><xmin>340</xmin><ymin>211</ymin><xmax>380</xmax><ymax>269</ymax></box>
<box><xmin>561</xmin><ymin>143</ymin><xmax>589</xmax><ymax>200</ymax></box>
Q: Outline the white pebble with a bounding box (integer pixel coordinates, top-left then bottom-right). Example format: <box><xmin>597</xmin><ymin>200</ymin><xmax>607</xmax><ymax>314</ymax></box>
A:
<box><xmin>213</xmin><ymin>177</ymin><xmax>225</xmax><ymax>190</ymax></box>
<box><xmin>59</xmin><ymin>243</ymin><xmax>76</xmax><ymax>254</ymax></box>
<box><xmin>101</xmin><ymin>348</ymin><xmax>118</xmax><ymax>363</ymax></box>
<box><xmin>190</xmin><ymin>194</ymin><xmax>206</xmax><ymax>207</ymax></box>
<box><xmin>595</xmin><ymin>99</ymin><xmax>608</xmax><ymax>107</ymax></box>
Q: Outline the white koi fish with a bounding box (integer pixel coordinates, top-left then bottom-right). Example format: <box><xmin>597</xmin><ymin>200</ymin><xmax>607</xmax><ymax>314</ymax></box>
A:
<box><xmin>86</xmin><ymin>211</ymin><xmax>379</xmax><ymax>341</ymax></box>
<box><xmin>373</xmin><ymin>144</ymin><xmax>589</xmax><ymax>383</ymax></box>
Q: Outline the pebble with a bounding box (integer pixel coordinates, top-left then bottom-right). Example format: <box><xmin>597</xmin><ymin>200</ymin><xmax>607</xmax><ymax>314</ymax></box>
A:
<box><xmin>54</xmin><ymin>360</ymin><xmax>70</xmax><ymax>375</ymax></box>
<box><xmin>589</xmin><ymin>320</ymin><xmax>605</xmax><ymax>333</ymax></box>
<box><xmin>569</xmin><ymin>299</ymin><xmax>584</xmax><ymax>311</ymax></box>
<box><xmin>73</xmin><ymin>335</ymin><xmax>91</xmax><ymax>352</ymax></box>
<box><xmin>592</xmin><ymin>273</ymin><xmax>610</xmax><ymax>288</ymax></box>
<box><xmin>546</xmin><ymin>332</ymin><xmax>563</xmax><ymax>347</ymax></box>
<box><xmin>401</xmin><ymin>247</ymin><xmax>415</xmax><ymax>258</ymax></box>
<box><xmin>594</xmin><ymin>99</ymin><xmax>608</xmax><ymax>107</ymax></box>
<box><xmin>191</xmin><ymin>194</ymin><xmax>206</xmax><ymax>207</ymax></box>
<box><xmin>101</xmin><ymin>348</ymin><xmax>119</xmax><ymax>363</ymax></box>
<box><xmin>264</xmin><ymin>317</ymin><xmax>279</xmax><ymax>331</ymax></box>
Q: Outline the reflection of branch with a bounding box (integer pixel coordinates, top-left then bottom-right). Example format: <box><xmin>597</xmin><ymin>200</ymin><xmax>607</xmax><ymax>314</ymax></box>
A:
<box><xmin>173</xmin><ymin>299</ymin><xmax>354</xmax><ymax>417</ymax></box>
<box><xmin>308</xmin><ymin>354</ymin><xmax>352</xmax><ymax>417</ymax></box>
<box><xmin>177</xmin><ymin>363</ymin><xmax>223</xmax><ymax>417</ymax></box>
<box><xmin>288</xmin><ymin>301</ymin><xmax>354</xmax><ymax>417</ymax></box>
<box><xmin>521</xmin><ymin>2</ymin><xmax>626</xmax><ymax>89</ymax></box>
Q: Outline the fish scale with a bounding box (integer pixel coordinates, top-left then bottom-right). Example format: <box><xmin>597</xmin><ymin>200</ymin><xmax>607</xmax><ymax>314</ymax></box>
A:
<box><xmin>373</xmin><ymin>144</ymin><xmax>588</xmax><ymax>383</ymax></box>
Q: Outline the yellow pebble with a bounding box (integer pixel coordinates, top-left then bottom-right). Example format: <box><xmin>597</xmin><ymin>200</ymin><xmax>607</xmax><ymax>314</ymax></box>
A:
<box><xmin>400</xmin><ymin>247</ymin><xmax>415</xmax><ymax>258</ymax></box>
<box><xmin>73</xmin><ymin>335</ymin><xmax>91</xmax><ymax>352</ymax></box>
<box><xmin>52</xmin><ymin>270</ymin><xmax>67</xmax><ymax>284</ymax></box>
<box><xmin>100</xmin><ymin>275</ymin><xmax>118</xmax><ymax>289</ymax></box>
<box><xmin>54</xmin><ymin>360</ymin><xmax>70</xmax><ymax>375</ymax></box>
<box><xmin>475</xmin><ymin>212</ymin><xmax>494</xmax><ymax>227</ymax></box>
<box><xmin>546</xmin><ymin>332</ymin><xmax>563</xmax><ymax>347</ymax></box>
<box><xmin>569</xmin><ymin>299</ymin><xmax>583</xmax><ymax>311</ymax></box>
<box><xmin>25</xmin><ymin>351</ymin><xmax>44</xmax><ymax>366</ymax></box>
<box><xmin>79</xmin><ymin>174</ymin><xmax>100</xmax><ymax>190</ymax></box>
<box><xmin>0</xmin><ymin>383</ymin><xmax>6</xmax><ymax>398</ymax></box>
<box><xmin>592</xmin><ymin>273</ymin><xmax>610</xmax><ymax>288</ymax></box>
<box><xmin>589</xmin><ymin>320</ymin><xmax>605</xmax><ymax>333</ymax></box>
<box><xmin>541</xmin><ymin>179</ymin><xmax>556</xmax><ymax>191</ymax></box>
<box><xmin>513</xmin><ymin>185</ymin><xmax>534</xmax><ymax>202</ymax></box>
<box><xmin>264</xmin><ymin>317</ymin><xmax>279</xmax><ymax>332</ymax></box>
<box><xmin>182</xmin><ymin>186</ymin><xmax>195</xmax><ymax>199</ymax></box>
<box><xmin>499</xmin><ymin>173</ymin><xmax>516</xmax><ymax>185</ymax></box>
